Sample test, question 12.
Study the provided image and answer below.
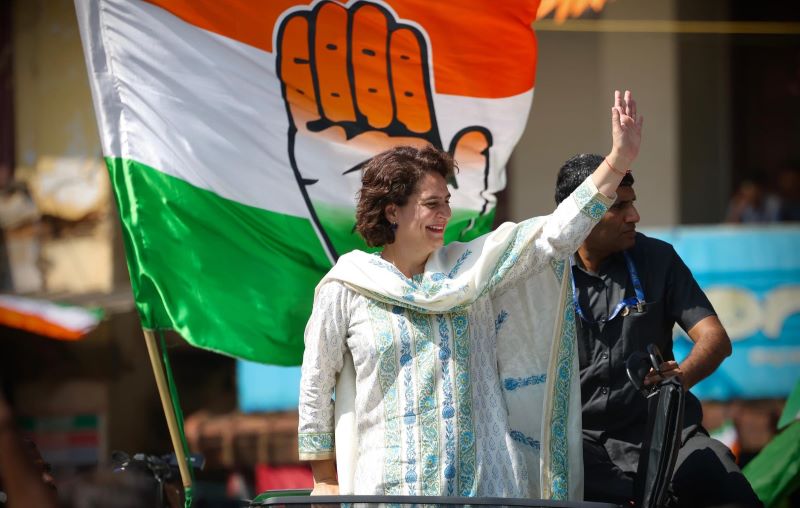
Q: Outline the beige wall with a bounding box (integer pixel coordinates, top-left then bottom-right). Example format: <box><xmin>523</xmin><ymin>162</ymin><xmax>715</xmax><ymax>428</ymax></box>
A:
<box><xmin>508</xmin><ymin>0</ymin><xmax>679</xmax><ymax>226</ymax></box>
<box><xmin>10</xmin><ymin>0</ymin><xmax>115</xmax><ymax>294</ymax></box>
<box><xmin>14</xmin><ymin>0</ymin><xmax>101</xmax><ymax>173</ymax></box>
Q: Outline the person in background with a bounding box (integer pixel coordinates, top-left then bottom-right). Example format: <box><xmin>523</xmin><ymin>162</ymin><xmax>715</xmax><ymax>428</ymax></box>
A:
<box><xmin>725</xmin><ymin>176</ymin><xmax>781</xmax><ymax>223</ymax></box>
<box><xmin>555</xmin><ymin>153</ymin><xmax>762</xmax><ymax>506</ymax></box>
<box><xmin>776</xmin><ymin>163</ymin><xmax>800</xmax><ymax>221</ymax></box>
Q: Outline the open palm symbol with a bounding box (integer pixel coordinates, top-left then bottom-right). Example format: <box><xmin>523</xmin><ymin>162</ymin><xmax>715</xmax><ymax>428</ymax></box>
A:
<box><xmin>277</xmin><ymin>0</ymin><xmax>493</xmax><ymax>263</ymax></box>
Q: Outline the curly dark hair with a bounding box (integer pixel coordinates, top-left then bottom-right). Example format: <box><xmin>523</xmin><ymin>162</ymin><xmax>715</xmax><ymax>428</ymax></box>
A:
<box><xmin>356</xmin><ymin>145</ymin><xmax>456</xmax><ymax>247</ymax></box>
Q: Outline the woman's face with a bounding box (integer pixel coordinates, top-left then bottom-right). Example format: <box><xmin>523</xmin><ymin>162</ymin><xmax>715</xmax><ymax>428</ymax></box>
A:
<box><xmin>388</xmin><ymin>171</ymin><xmax>452</xmax><ymax>255</ymax></box>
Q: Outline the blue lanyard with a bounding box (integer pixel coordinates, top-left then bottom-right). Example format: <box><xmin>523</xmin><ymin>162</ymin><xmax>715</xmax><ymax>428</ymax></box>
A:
<box><xmin>570</xmin><ymin>251</ymin><xmax>646</xmax><ymax>324</ymax></box>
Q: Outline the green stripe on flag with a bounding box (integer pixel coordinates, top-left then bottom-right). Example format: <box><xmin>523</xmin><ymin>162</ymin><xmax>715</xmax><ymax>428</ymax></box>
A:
<box><xmin>447</xmin><ymin>208</ymin><xmax>497</xmax><ymax>244</ymax></box>
<box><xmin>18</xmin><ymin>414</ymin><xmax>99</xmax><ymax>432</ymax></box>
<box><xmin>106</xmin><ymin>157</ymin><xmax>331</xmax><ymax>365</ymax></box>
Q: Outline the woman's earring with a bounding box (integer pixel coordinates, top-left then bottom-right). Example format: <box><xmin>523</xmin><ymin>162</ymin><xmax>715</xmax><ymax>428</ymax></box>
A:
<box><xmin>390</xmin><ymin>222</ymin><xmax>398</xmax><ymax>232</ymax></box>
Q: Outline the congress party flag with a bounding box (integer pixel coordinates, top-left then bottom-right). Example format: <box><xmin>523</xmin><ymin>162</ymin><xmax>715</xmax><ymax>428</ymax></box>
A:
<box><xmin>74</xmin><ymin>0</ymin><xmax>598</xmax><ymax>364</ymax></box>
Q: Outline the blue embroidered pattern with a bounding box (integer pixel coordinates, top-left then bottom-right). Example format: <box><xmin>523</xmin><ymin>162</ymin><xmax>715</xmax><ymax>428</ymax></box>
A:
<box><xmin>484</xmin><ymin>218</ymin><xmax>542</xmax><ymax>294</ymax></box>
<box><xmin>503</xmin><ymin>373</ymin><xmax>547</xmax><ymax>391</ymax></box>
<box><xmin>509</xmin><ymin>429</ymin><xmax>541</xmax><ymax>451</ymax></box>
<box><xmin>448</xmin><ymin>249</ymin><xmax>473</xmax><ymax>278</ymax></box>
<box><xmin>436</xmin><ymin>315</ymin><xmax>457</xmax><ymax>495</ymax></box>
<box><xmin>452</xmin><ymin>311</ymin><xmax>476</xmax><ymax>496</ymax></box>
<box><xmin>415</xmin><ymin>276</ymin><xmax>446</xmax><ymax>298</ymax></box>
<box><xmin>368</xmin><ymin>301</ymin><xmax>402</xmax><ymax>494</ymax></box>
<box><xmin>409</xmin><ymin>311</ymin><xmax>440</xmax><ymax>495</ymax></box>
<box><xmin>549</xmin><ymin>284</ymin><xmax>577</xmax><ymax>499</ymax></box>
<box><xmin>395</xmin><ymin>309</ymin><xmax>418</xmax><ymax>493</ymax></box>
<box><xmin>298</xmin><ymin>432</ymin><xmax>334</xmax><ymax>455</ymax></box>
<box><xmin>573</xmin><ymin>179</ymin><xmax>609</xmax><ymax>220</ymax></box>
<box><xmin>362</xmin><ymin>289</ymin><xmax>429</xmax><ymax>314</ymax></box>
<box><xmin>365</xmin><ymin>250</ymin><xmax>476</xmax><ymax>312</ymax></box>
<box><xmin>494</xmin><ymin>310</ymin><xmax>509</xmax><ymax>333</ymax></box>
<box><xmin>551</xmin><ymin>259</ymin><xmax>566</xmax><ymax>281</ymax></box>
<box><xmin>369</xmin><ymin>256</ymin><xmax>411</xmax><ymax>285</ymax></box>
<box><xmin>572</xmin><ymin>180</ymin><xmax>593</xmax><ymax>207</ymax></box>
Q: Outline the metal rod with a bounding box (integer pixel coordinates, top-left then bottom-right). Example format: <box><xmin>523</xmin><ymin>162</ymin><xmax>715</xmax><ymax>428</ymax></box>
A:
<box><xmin>142</xmin><ymin>328</ymin><xmax>193</xmax><ymax>490</ymax></box>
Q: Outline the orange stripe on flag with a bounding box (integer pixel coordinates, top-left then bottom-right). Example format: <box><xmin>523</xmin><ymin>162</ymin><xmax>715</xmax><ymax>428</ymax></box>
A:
<box><xmin>144</xmin><ymin>0</ymin><xmax>540</xmax><ymax>98</ymax></box>
<box><xmin>0</xmin><ymin>307</ymin><xmax>85</xmax><ymax>341</ymax></box>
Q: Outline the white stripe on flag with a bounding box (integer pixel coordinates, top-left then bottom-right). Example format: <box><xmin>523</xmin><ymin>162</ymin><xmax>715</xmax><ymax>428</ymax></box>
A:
<box><xmin>0</xmin><ymin>295</ymin><xmax>100</xmax><ymax>334</ymax></box>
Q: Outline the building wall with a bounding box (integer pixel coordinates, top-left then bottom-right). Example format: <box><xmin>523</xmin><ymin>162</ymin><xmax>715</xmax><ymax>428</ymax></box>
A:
<box><xmin>11</xmin><ymin>0</ymin><xmax>114</xmax><ymax>294</ymax></box>
<box><xmin>13</xmin><ymin>0</ymin><xmax>101</xmax><ymax>174</ymax></box>
<box><xmin>507</xmin><ymin>0</ymin><xmax>680</xmax><ymax>226</ymax></box>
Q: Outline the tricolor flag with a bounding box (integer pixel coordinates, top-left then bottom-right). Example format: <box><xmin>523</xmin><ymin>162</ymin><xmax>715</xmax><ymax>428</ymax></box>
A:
<box><xmin>75</xmin><ymin>0</ymin><xmax>603</xmax><ymax>364</ymax></box>
<box><xmin>0</xmin><ymin>295</ymin><xmax>103</xmax><ymax>341</ymax></box>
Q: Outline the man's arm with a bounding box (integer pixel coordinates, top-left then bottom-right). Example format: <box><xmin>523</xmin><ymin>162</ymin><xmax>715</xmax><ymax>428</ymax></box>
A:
<box><xmin>679</xmin><ymin>315</ymin><xmax>732</xmax><ymax>389</ymax></box>
<box><xmin>645</xmin><ymin>315</ymin><xmax>732</xmax><ymax>390</ymax></box>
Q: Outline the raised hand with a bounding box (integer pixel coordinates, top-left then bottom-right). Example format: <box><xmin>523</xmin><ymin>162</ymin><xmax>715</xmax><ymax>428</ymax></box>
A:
<box><xmin>277</xmin><ymin>1</ymin><xmax>493</xmax><ymax>262</ymax></box>
<box><xmin>610</xmin><ymin>89</ymin><xmax>644</xmax><ymax>168</ymax></box>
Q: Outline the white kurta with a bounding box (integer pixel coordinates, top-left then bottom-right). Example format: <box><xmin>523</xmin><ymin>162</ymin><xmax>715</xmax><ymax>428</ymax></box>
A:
<box><xmin>298</xmin><ymin>176</ymin><xmax>613</xmax><ymax>499</ymax></box>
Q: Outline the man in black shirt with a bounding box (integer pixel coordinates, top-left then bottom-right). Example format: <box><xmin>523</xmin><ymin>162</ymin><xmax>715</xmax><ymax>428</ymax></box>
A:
<box><xmin>555</xmin><ymin>154</ymin><xmax>761</xmax><ymax>506</ymax></box>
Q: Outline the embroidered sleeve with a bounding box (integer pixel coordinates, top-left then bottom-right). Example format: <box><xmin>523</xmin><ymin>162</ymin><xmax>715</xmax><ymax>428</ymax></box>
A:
<box><xmin>489</xmin><ymin>176</ymin><xmax>614</xmax><ymax>295</ymax></box>
<box><xmin>298</xmin><ymin>281</ymin><xmax>351</xmax><ymax>461</ymax></box>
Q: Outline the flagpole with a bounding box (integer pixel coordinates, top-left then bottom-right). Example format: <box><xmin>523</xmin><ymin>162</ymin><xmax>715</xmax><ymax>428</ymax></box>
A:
<box><xmin>142</xmin><ymin>329</ymin><xmax>193</xmax><ymax>494</ymax></box>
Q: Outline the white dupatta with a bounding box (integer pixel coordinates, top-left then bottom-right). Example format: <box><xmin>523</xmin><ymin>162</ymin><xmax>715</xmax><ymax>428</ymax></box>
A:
<box><xmin>321</xmin><ymin>176</ymin><xmax>613</xmax><ymax>500</ymax></box>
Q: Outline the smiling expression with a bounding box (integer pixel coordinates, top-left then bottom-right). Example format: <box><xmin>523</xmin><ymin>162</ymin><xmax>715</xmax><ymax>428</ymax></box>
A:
<box><xmin>386</xmin><ymin>171</ymin><xmax>452</xmax><ymax>257</ymax></box>
<box><xmin>584</xmin><ymin>185</ymin><xmax>640</xmax><ymax>254</ymax></box>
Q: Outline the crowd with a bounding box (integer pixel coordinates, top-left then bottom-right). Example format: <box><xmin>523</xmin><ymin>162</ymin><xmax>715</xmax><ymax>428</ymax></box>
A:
<box><xmin>726</xmin><ymin>164</ymin><xmax>800</xmax><ymax>223</ymax></box>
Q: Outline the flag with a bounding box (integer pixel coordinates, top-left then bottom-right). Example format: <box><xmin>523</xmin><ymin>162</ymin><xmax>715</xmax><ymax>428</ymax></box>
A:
<box><xmin>0</xmin><ymin>294</ymin><xmax>103</xmax><ymax>341</ymax></box>
<box><xmin>75</xmin><ymin>0</ymin><xmax>552</xmax><ymax>365</ymax></box>
<box><xmin>742</xmin><ymin>380</ymin><xmax>800</xmax><ymax>507</ymax></box>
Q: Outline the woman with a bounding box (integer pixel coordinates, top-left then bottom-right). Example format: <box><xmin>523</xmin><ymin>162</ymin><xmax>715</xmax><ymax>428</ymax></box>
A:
<box><xmin>298</xmin><ymin>91</ymin><xmax>644</xmax><ymax>499</ymax></box>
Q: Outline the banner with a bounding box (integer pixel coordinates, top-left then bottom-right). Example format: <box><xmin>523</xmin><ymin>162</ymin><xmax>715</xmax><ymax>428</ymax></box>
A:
<box><xmin>647</xmin><ymin>225</ymin><xmax>800</xmax><ymax>400</ymax></box>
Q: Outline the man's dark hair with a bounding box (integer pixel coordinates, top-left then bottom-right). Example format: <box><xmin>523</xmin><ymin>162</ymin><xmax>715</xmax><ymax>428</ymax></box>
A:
<box><xmin>555</xmin><ymin>153</ymin><xmax>634</xmax><ymax>204</ymax></box>
<box><xmin>356</xmin><ymin>145</ymin><xmax>456</xmax><ymax>247</ymax></box>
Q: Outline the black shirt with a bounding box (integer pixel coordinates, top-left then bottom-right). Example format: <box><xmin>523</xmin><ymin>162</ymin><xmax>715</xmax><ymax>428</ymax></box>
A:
<box><xmin>572</xmin><ymin>233</ymin><xmax>715</xmax><ymax>472</ymax></box>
